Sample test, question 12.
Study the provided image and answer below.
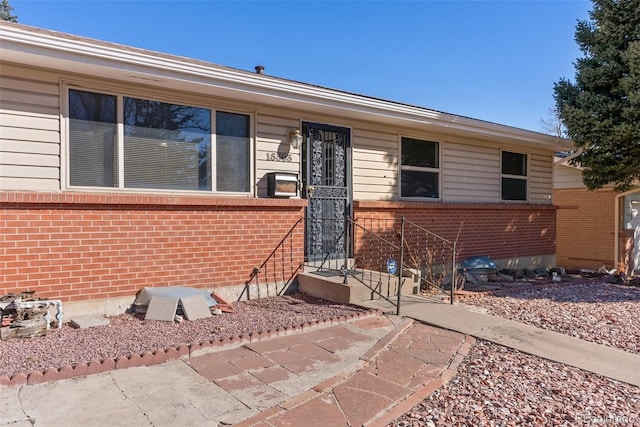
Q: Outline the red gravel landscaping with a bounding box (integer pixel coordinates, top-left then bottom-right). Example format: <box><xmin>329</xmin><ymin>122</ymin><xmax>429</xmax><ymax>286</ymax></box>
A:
<box><xmin>389</xmin><ymin>280</ymin><xmax>640</xmax><ymax>426</ymax></box>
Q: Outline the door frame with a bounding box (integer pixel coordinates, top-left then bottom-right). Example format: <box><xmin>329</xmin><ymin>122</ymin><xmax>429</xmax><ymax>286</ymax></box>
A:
<box><xmin>301</xmin><ymin>121</ymin><xmax>353</xmax><ymax>263</ymax></box>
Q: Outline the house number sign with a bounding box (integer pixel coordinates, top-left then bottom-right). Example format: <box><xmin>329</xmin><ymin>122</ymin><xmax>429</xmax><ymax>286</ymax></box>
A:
<box><xmin>266</xmin><ymin>152</ymin><xmax>292</xmax><ymax>162</ymax></box>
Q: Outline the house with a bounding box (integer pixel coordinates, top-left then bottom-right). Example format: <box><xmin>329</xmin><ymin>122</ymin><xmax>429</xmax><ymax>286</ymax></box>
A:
<box><xmin>0</xmin><ymin>22</ymin><xmax>571</xmax><ymax>316</ymax></box>
<box><xmin>554</xmin><ymin>153</ymin><xmax>640</xmax><ymax>274</ymax></box>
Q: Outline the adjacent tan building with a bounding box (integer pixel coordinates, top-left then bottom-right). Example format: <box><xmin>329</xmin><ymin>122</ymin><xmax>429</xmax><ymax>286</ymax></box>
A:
<box><xmin>554</xmin><ymin>154</ymin><xmax>640</xmax><ymax>274</ymax></box>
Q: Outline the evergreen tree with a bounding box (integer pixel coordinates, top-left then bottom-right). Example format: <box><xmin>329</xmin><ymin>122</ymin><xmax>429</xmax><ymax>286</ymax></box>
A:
<box><xmin>554</xmin><ymin>0</ymin><xmax>640</xmax><ymax>192</ymax></box>
<box><xmin>0</xmin><ymin>0</ymin><xmax>17</xmax><ymax>22</ymax></box>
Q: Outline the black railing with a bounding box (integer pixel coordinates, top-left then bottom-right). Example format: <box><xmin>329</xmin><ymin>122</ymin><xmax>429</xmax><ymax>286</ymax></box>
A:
<box><xmin>240</xmin><ymin>218</ymin><xmax>304</xmax><ymax>301</ymax></box>
<box><xmin>309</xmin><ymin>216</ymin><xmax>459</xmax><ymax>314</ymax></box>
<box><xmin>244</xmin><ymin>215</ymin><xmax>460</xmax><ymax>315</ymax></box>
<box><xmin>349</xmin><ymin>219</ymin><xmax>403</xmax><ymax>306</ymax></box>
<box><xmin>398</xmin><ymin>218</ymin><xmax>459</xmax><ymax>306</ymax></box>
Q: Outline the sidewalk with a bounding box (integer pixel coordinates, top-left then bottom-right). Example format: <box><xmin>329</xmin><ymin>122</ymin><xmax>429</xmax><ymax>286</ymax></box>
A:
<box><xmin>0</xmin><ymin>314</ymin><xmax>472</xmax><ymax>427</ymax></box>
<box><xmin>359</xmin><ymin>295</ymin><xmax>640</xmax><ymax>387</ymax></box>
<box><xmin>3</xmin><ymin>296</ymin><xmax>638</xmax><ymax>426</ymax></box>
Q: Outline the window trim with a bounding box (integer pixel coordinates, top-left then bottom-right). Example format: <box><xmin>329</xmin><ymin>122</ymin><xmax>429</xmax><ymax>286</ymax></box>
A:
<box><xmin>398</xmin><ymin>135</ymin><xmax>442</xmax><ymax>201</ymax></box>
<box><xmin>500</xmin><ymin>149</ymin><xmax>529</xmax><ymax>202</ymax></box>
<box><xmin>62</xmin><ymin>81</ymin><xmax>254</xmax><ymax>195</ymax></box>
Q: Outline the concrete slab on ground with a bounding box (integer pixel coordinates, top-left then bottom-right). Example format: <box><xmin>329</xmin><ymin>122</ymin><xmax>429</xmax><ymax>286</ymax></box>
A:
<box><xmin>144</xmin><ymin>296</ymin><xmax>179</xmax><ymax>321</ymax></box>
<box><xmin>69</xmin><ymin>314</ymin><xmax>110</xmax><ymax>329</ymax></box>
<box><xmin>358</xmin><ymin>295</ymin><xmax>640</xmax><ymax>387</ymax></box>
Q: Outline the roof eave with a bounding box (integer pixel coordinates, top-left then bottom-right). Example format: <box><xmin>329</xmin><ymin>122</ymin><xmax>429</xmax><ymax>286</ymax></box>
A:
<box><xmin>0</xmin><ymin>22</ymin><xmax>572</xmax><ymax>151</ymax></box>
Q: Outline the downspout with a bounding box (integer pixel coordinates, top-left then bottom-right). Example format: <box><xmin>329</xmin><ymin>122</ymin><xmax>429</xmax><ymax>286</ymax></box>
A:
<box><xmin>614</xmin><ymin>187</ymin><xmax>640</xmax><ymax>271</ymax></box>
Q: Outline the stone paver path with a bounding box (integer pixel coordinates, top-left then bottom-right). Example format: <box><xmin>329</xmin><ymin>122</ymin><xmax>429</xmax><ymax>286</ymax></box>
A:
<box><xmin>236</xmin><ymin>322</ymin><xmax>474</xmax><ymax>426</ymax></box>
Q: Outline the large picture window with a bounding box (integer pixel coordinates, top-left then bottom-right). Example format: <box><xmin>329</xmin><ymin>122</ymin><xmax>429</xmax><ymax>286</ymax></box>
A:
<box><xmin>68</xmin><ymin>89</ymin><xmax>250</xmax><ymax>193</ymax></box>
<box><xmin>400</xmin><ymin>137</ymin><xmax>439</xmax><ymax>199</ymax></box>
<box><xmin>501</xmin><ymin>150</ymin><xmax>528</xmax><ymax>201</ymax></box>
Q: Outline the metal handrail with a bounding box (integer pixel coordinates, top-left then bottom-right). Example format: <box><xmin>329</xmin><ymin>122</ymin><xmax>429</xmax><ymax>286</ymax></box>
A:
<box><xmin>340</xmin><ymin>216</ymin><xmax>458</xmax><ymax>313</ymax></box>
<box><xmin>349</xmin><ymin>218</ymin><xmax>405</xmax><ymax>312</ymax></box>
<box><xmin>243</xmin><ymin>215</ymin><xmax>458</xmax><ymax>314</ymax></box>
<box><xmin>401</xmin><ymin>217</ymin><xmax>455</xmax><ymax>246</ymax></box>
<box><xmin>400</xmin><ymin>217</ymin><xmax>458</xmax><ymax>304</ymax></box>
<box><xmin>240</xmin><ymin>218</ymin><xmax>304</xmax><ymax>301</ymax></box>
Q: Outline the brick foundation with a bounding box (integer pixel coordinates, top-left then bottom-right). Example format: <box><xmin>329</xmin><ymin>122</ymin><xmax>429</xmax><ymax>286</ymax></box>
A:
<box><xmin>353</xmin><ymin>201</ymin><xmax>556</xmax><ymax>263</ymax></box>
<box><xmin>1</xmin><ymin>192</ymin><xmax>560</xmax><ymax>306</ymax></box>
<box><xmin>1</xmin><ymin>192</ymin><xmax>306</xmax><ymax>303</ymax></box>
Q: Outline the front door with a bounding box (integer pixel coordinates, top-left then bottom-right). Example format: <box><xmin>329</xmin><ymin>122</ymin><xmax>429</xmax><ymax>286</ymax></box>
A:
<box><xmin>302</xmin><ymin>122</ymin><xmax>351</xmax><ymax>263</ymax></box>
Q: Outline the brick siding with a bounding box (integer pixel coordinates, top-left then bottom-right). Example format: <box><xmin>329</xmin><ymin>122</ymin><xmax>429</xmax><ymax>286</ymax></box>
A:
<box><xmin>2</xmin><ymin>192</ymin><xmax>561</xmax><ymax>305</ymax></box>
<box><xmin>554</xmin><ymin>188</ymin><xmax>621</xmax><ymax>270</ymax></box>
<box><xmin>1</xmin><ymin>192</ymin><xmax>306</xmax><ymax>303</ymax></box>
<box><xmin>353</xmin><ymin>201</ymin><xmax>556</xmax><ymax>262</ymax></box>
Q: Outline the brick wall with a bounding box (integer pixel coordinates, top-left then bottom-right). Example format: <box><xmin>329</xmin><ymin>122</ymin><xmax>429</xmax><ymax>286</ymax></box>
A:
<box><xmin>2</xmin><ymin>192</ymin><xmax>562</xmax><ymax>305</ymax></box>
<box><xmin>1</xmin><ymin>192</ymin><xmax>306</xmax><ymax>303</ymax></box>
<box><xmin>353</xmin><ymin>201</ymin><xmax>557</xmax><ymax>263</ymax></box>
<box><xmin>554</xmin><ymin>188</ymin><xmax>618</xmax><ymax>270</ymax></box>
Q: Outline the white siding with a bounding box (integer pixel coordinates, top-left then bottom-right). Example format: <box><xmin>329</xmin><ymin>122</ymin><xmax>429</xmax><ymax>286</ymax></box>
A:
<box><xmin>255</xmin><ymin>113</ymin><xmax>300</xmax><ymax>197</ymax></box>
<box><xmin>529</xmin><ymin>150</ymin><xmax>553</xmax><ymax>203</ymax></box>
<box><xmin>442</xmin><ymin>140</ymin><xmax>500</xmax><ymax>203</ymax></box>
<box><xmin>0</xmin><ymin>63</ymin><xmax>61</xmax><ymax>190</ymax></box>
<box><xmin>0</xmin><ymin>63</ymin><xmax>558</xmax><ymax>205</ymax></box>
<box><xmin>554</xmin><ymin>162</ymin><xmax>586</xmax><ymax>189</ymax></box>
<box><xmin>352</xmin><ymin>128</ymin><xmax>397</xmax><ymax>200</ymax></box>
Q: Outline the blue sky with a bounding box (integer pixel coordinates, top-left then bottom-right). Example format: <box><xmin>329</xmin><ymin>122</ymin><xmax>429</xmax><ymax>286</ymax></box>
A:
<box><xmin>11</xmin><ymin>0</ymin><xmax>592</xmax><ymax>132</ymax></box>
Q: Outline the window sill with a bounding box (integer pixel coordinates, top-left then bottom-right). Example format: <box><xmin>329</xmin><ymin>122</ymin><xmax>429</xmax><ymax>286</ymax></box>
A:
<box><xmin>0</xmin><ymin>191</ymin><xmax>308</xmax><ymax>209</ymax></box>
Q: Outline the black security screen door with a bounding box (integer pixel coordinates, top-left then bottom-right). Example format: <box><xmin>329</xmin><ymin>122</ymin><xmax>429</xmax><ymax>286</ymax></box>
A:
<box><xmin>302</xmin><ymin>123</ymin><xmax>351</xmax><ymax>262</ymax></box>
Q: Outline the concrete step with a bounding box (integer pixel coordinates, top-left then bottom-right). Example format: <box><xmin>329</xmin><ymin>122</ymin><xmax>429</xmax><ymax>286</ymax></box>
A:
<box><xmin>297</xmin><ymin>270</ymin><xmax>419</xmax><ymax>305</ymax></box>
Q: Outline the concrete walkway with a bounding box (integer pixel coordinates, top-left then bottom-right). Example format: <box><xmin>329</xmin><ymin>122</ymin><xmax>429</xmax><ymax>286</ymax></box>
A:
<box><xmin>0</xmin><ymin>314</ymin><xmax>472</xmax><ymax>427</ymax></box>
<box><xmin>3</xmin><ymin>296</ymin><xmax>639</xmax><ymax>426</ymax></box>
<box><xmin>359</xmin><ymin>295</ymin><xmax>640</xmax><ymax>387</ymax></box>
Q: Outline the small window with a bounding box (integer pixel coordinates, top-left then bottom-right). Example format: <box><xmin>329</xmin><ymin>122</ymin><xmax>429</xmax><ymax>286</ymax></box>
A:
<box><xmin>400</xmin><ymin>137</ymin><xmax>439</xmax><ymax>198</ymax></box>
<box><xmin>501</xmin><ymin>151</ymin><xmax>527</xmax><ymax>201</ymax></box>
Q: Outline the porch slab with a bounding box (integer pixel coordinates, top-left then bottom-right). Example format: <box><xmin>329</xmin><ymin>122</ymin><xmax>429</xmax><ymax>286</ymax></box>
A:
<box><xmin>297</xmin><ymin>271</ymin><xmax>417</xmax><ymax>305</ymax></box>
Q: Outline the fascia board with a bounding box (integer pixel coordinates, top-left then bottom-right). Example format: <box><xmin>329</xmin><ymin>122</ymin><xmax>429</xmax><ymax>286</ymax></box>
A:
<box><xmin>1</xmin><ymin>23</ymin><xmax>572</xmax><ymax>151</ymax></box>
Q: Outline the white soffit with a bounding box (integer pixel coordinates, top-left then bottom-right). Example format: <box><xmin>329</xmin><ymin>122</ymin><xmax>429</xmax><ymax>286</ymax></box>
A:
<box><xmin>0</xmin><ymin>22</ymin><xmax>572</xmax><ymax>151</ymax></box>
